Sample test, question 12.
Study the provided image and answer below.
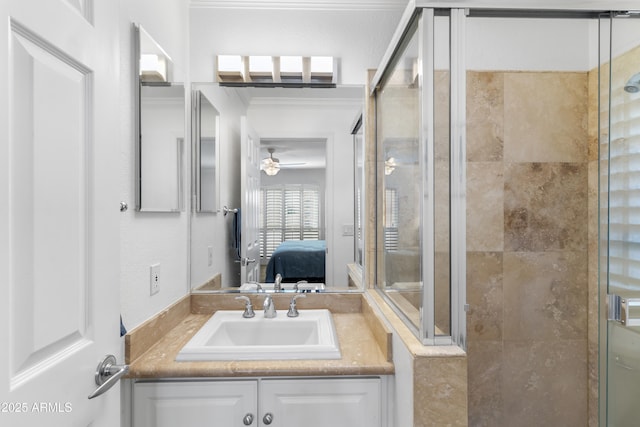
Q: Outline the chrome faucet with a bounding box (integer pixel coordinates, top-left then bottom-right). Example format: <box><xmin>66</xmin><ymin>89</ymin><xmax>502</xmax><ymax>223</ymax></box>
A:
<box><xmin>245</xmin><ymin>281</ymin><xmax>263</xmax><ymax>292</ymax></box>
<box><xmin>263</xmin><ymin>294</ymin><xmax>277</xmax><ymax>318</ymax></box>
<box><xmin>235</xmin><ymin>296</ymin><xmax>255</xmax><ymax>318</ymax></box>
<box><xmin>287</xmin><ymin>294</ymin><xmax>306</xmax><ymax>317</ymax></box>
<box><xmin>274</xmin><ymin>273</ymin><xmax>283</xmax><ymax>292</ymax></box>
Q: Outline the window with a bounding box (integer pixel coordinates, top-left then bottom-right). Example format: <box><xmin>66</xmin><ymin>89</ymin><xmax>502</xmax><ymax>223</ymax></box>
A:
<box><xmin>260</xmin><ymin>185</ymin><xmax>322</xmax><ymax>258</ymax></box>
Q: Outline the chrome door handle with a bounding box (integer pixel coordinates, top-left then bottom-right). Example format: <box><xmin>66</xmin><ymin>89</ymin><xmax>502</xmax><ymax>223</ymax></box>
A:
<box><xmin>609</xmin><ymin>295</ymin><xmax>640</xmax><ymax>327</ymax></box>
<box><xmin>88</xmin><ymin>354</ymin><xmax>129</xmax><ymax>399</ymax></box>
<box><xmin>243</xmin><ymin>413</ymin><xmax>254</xmax><ymax>425</ymax></box>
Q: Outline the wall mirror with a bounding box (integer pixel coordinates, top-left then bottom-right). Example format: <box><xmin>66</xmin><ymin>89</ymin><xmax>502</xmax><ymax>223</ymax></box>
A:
<box><xmin>134</xmin><ymin>23</ymin><xmax>185</xmax><ymax>212</ymax></box>
<box><xmin>189</xmin><ymin>85</ymin><xmax>365</xmax><ymax>292</ymax></box>
<box><xmin>193</xmin><ymin>89</ymin><xmax>220</xmax><ymax>212</ymax></box>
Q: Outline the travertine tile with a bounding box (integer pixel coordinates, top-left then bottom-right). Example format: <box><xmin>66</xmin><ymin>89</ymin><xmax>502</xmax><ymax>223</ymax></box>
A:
<box><xmin>467</xmin><ymin>70</ymin><xmax>591</xmax><ymax>427</ymax></box>
<box><xmin>467</xmin><ymin>71</ymin><xmax>504</xmax><ymax>162</ymax></box>
<box><xmin>503</xmin><ymin>251</ymin><xmax>588</xmax><ymax>341</ymax></box>
<box><xmin>504</xmin><ymin>72</ymin><xmax>588</xmax><ymax>163</ymax></box>
<box><xmin>466</xmin><ymin>252</ymin><xmax>503</xmax><ymax>341</ymax></box>
<box><xmin>502</xmin><ymin>340</ymin><xmax>588</xmax><ymax>427</ymax></box>
<box><xmin>127</xmin><ymin>312</ymin><xmax>394</xmax><ymax>379</ymax></box>
<box><xmin>587</xmin><ymin>68</ymin><xmax>599</xmax><ymax>162</ymax></box>
<box><xmin>467</xmin><ymin>162</ymin><xmax>504</xmax><ymax>252</ymax></box>
<box><xmin>467</xmin><ymin>340</ymin><xmax>503</xmax><ymax>427</ymax></box>
<box><xmin>414</xmin><ymin>355</ymin><xmax>468</xmax><ymax>427</ymax></box>
<box><xmin>126</xmin><ymin>295</ymin><xmax>191</xmax><ymax>363</ymax></box>
<box><xmin>435</xmin><ymin>251</ymin><xmax>451</xmax><ymax>335</ymax></box>
<box><xmin>504</xmin><ymin>162</ymin><xmax>588</xmax><ymax>252</ymax></box>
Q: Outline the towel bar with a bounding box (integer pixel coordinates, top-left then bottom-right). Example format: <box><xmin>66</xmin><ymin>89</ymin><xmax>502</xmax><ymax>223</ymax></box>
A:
<box><xmin>223</xmin><ymin>206</ymin><xmax>238</xmax><ymax>216</ymax></box>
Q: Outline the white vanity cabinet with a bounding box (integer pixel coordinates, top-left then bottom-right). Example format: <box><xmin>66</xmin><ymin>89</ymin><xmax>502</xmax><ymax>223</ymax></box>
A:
<box><xmin>132</xmin><ymin>380</ymin><xmax>257</xmax><ymax>427</ymax></box>
<box><xmin>132</xmin><ymin>377</ymin><xmax>385</xmax><ymax>427</ymax></box>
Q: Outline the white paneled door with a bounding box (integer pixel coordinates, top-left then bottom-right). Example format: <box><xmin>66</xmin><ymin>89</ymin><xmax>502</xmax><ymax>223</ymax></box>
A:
<box><xmin>240</xmin><ymin>117</ymin><xmax>261</xmax><ymax>284</ymax></box>
<box><xmin>0</xmin><ymin>1</ymin><xmax>121</xmax><ymax>426</ymax></box>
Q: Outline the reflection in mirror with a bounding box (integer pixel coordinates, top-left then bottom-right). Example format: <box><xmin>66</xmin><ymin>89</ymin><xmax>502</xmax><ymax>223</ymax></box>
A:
<box><xmin>376</xmin><ymin>20</ymin><xmax>422</xmax><ymax>331</ymax></box>
<box><xmin>134</xmin><ymin>23</ymin><xmax>184</xmax><ymax>212</ymax></box>
<box><xmin>352</xmin><ymin>114</ymin><xmax>364</xmax><ymax>270</ymax></box>
<box><xmin>139</xmin><ymin>84</ymin><xmax>185</xmax><ymax>212</ymax></box>
<box><xmin>190</xmin><ymin>85</ymin><xmax>365</xmax><ymax>293</ymax></box>
<box><xmin>193</xmin><ymin>90</ymin><xmax>220</xmax><ymax>212</ymax></box>
<box><xmin>136</xmin><ymin>24</ymin><xmax>172</xmax><ymax>83</ymax></box>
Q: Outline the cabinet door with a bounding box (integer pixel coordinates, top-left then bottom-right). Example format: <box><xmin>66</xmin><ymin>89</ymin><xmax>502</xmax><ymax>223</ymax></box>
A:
<box><xmin>133</xmin><ymin>380</ymin><xmax>257</xmax><ymax>427</ymax></box>
<box><xmin>260</xmin><ymin>378</ymin><xmax>381</xmax><ymax>427</ymax></box>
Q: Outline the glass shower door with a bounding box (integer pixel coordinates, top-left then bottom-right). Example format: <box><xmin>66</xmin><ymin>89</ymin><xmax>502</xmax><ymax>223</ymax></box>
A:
<box><xmin>599</xmin><ymin>12</ymin><xmax>640</xmax><ymax>427</ymax></box>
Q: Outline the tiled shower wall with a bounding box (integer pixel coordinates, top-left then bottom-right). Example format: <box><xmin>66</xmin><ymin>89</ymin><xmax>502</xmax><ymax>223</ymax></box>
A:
<box><xmin>465</xmin><ymin>71</ymin><xmax>591</xmax><ymax>427</ymax></box>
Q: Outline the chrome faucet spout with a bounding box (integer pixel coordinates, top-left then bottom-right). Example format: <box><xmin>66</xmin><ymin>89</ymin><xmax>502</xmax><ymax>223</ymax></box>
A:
<box><xmin>274</xmin><ymin>273</ymin><xmax>283</xmax><ymax>292</ymax></box>
<box><xmin>263</xmin><ymin>294</ymin><xmax>277</xmax><ymax>318</ymax></box>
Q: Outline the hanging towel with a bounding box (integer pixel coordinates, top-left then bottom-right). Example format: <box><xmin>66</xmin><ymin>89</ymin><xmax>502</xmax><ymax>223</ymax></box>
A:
<box><xmin>232</xmin><ymin>208</ymin><xmax>241</xmax><ymax>259</ymax></box>
<box><xmin>120</xmin><ymin>315</ymin><xmax>127</xmax><ymax>337</ymax></box>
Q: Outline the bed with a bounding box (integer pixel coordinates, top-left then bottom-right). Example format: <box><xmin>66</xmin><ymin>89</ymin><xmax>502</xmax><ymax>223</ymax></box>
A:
<box><xmin>265</xmin><ymin>240</ymin><xmax>326</xmax><ymax>283</ymax></box>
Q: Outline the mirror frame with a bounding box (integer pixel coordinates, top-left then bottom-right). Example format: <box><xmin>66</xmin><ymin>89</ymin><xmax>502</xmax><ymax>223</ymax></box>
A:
<box><xmin>192</xmin><ymin>89</ymin><xmax>221</xmax><ymax>213</ymax></box>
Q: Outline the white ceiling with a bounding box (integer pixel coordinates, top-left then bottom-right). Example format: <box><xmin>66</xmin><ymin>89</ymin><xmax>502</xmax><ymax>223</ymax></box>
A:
<box><xmin>189</xmin><ymin>0</ymin><xmax>640</xmax><ymax>10</ymax></box>
<box><xmin>189</xmin><ymin>0</ymin><xmax>407</xmax><ymax>10</ymax></box>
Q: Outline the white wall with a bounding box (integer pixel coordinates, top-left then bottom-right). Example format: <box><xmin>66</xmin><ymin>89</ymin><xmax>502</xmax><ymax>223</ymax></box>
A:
<box><xmin>119</xmin><ymin>0</ymin><xmax>190</xmax><ymax>330</ymax></box>
<box><xmin>465</xmin><ymin>18</ymin><xmax>592</xmax><ymax>71</ymax></box>
<box><xmin>189</xmin><ymin>7</ymin><xmax>404</xmax><ymax>84</ymax></box>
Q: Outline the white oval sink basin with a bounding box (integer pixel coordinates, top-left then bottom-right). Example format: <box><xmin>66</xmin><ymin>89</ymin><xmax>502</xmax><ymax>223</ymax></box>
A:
<box><xmin>176</xmin><ymin>309</ymin><xmax>341</xmax><ymax>361</ymax></box>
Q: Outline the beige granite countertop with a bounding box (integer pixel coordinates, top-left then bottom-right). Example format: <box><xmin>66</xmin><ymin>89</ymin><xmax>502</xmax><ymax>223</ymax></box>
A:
<box><xmin>126</xmin><ymin>295</ymin><xmax>395</xmax><ymax>378</ymax></box>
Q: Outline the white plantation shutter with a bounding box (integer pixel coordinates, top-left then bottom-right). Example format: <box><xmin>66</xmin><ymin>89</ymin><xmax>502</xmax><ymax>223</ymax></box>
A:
<box><xmin>302</xmin><ymin>188</ymin><xmax>320</xmax><ymax>239</ymax></box>
<box><xmin>260</xmin><ymin>185</ymin><xmax>322</xmax><ymax>258</ymax></box>
<box><xmin>384</xmin><ymin>188</ymin><xmax>399</xmax><ymax>250</ymax></box>
<box><xmin>261</xmin><ymin>188</ymin><xmax>283</xmax><ymax>258</ymax></box>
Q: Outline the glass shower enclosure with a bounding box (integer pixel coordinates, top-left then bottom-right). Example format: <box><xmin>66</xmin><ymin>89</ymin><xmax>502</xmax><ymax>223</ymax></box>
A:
<box><xmin>599</xmin><ymin>12</ymin><xmax>640</xmax><ymax>426</ymax></box>
<box><xmin>372</xmin><ymin>5</ymin><xmax>467</xmax><ymax>347</ymax></box>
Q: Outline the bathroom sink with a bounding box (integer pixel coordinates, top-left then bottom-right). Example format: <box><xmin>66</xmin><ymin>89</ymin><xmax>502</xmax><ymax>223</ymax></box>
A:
<box><xmin>176</xmin><ymin>309</ymin><xmax>341</xmax><ymax>361</ymax></box>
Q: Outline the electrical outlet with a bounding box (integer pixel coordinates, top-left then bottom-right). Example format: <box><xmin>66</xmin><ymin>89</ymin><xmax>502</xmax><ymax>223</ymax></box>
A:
<box><xmin>208</xmin><ymin>246</ymin><xmax>213</xmax><ymax>267</ymax></box>
<box><xmin>150</xmin><ymin>263</ymin><xmax>160</xmax><ymax>295</ymax></box>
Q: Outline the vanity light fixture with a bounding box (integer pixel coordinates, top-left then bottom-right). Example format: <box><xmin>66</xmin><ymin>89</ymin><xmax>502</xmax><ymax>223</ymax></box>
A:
<box><xmin>216</xmin><ymin>55</ymin><xmax>336</xmax><ymax>87</ymax></box>
<box><xmin>310</xmin><ymin>56</ymin><xmax>334</xmax><ymax>83</ymax></box>
<box><xmin>249</xmin><ymin>55</ymin><xmax>274</xmax><ymax>82</ymax></box>
<box><xmin>140</xmin><ymin>54</ymin><xmax>168</xmax><ymax>82</ymax></box>
<box><xmin>280</xmin><ymin>55</ymin><xmax>303</xmax><ymax>83</ymax></box>
<box><xmin>216</xmin><ymin>55</ymin><xmax>245</xmax><ymax>83</ymax></box>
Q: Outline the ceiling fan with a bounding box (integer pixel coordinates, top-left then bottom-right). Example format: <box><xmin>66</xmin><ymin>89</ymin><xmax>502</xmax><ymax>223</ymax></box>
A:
<box><xmin>261</xmin><ymin>148</ymin><xmax>281</xmax><ymax>176</ymax></box>
<box><xmin>261</xmin><ymin>147</ymin><xmax>306</xmax><ymax>176</ymax></box>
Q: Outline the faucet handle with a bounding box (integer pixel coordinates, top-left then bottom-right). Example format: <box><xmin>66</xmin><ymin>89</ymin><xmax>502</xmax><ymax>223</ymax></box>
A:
<box><xmin>287</xmin><ymin>294</ymin><xmax>306</xmax><ymax>317</ymax></box>
<box><xmin>235</xmin><ymin>296</ymin><xmax>255</xmax><ymax>318</ymax></box>
<box><xmin>293</xmin><ymin>280</ymin><xmax>308</xmax><ymax>292</ymax></box>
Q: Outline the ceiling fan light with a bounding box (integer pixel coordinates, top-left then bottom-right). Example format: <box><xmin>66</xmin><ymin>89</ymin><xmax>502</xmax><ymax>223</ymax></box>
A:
<box><xmin>385</xmin><ymin>157</ymin><xmax>396</xmax><ymax>176</ymax></box>
<box><xmin>263</xmin><ymin>161</ymin><xmax>280</xmax><ymax>176</ymax></box>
